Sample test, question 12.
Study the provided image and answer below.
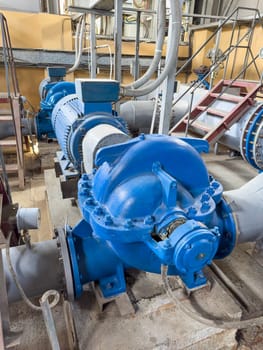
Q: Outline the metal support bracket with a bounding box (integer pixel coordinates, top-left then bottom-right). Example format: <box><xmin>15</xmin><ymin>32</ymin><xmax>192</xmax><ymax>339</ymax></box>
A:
<box><xmin>92</xmin><ymin>282</ymin><xmax>135</xmax><ymax>316</ymax></box>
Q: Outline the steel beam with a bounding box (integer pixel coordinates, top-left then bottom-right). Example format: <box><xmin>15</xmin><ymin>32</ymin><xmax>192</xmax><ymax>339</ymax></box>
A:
<box><xmin>0</xmin><ymin>48</ymin><xmax>189</xmax><ymax>71</ymax></box>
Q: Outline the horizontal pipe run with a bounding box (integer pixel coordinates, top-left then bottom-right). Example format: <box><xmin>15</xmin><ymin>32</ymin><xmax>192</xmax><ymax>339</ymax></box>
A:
<box><xmin>3</xmin><ymin>239</ymin><xmax>63</xmax><ymax>303</ymax></box>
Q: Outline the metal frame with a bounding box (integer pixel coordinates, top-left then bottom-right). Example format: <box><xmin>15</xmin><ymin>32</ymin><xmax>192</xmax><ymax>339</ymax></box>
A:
<box><xmin>0</xmin><ymin>198</ymin><xmax>9</xmax><ymax>349</ymax></box>
<box><xmin>169</xmin><ymin>6</ymin><xmax>262</xmax><ymax>137</ymax></box>
<box><xmin>0</xmin><ymin>196</ymin><xmax>21</xmax><ymax>349</ymax></box>
<box><xmin>0</xmin><ymin>13</ymin><xmax>25</xmax><ymax>189</ymax></box>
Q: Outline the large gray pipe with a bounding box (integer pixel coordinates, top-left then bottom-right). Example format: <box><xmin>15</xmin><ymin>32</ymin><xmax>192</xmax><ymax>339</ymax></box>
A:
<box><xmin>3</xmin><ymin>239</ymin><xmax>63</xmax><ymax>303</ymax></box>
<box><xmin>224</xmin><ymin>173</ymin><xmax>263</xmax><ymax>244</ymax></box>
<box><xmin>0</xmin><ymin>118</ymin><xmax>35</xmax><ymax>140</ymax></box>
<box><xmin>120</xmin><ymin>100</ymin><xmax>187</xmax><ymax>134</ymax></box>
<box><xmin>120</xmin><ymin>86</ymin><xmax>208</xmax><ymax>134</ymax></box>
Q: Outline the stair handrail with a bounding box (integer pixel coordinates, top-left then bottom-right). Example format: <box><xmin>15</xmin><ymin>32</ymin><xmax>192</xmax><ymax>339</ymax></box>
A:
<box><xmin>0</xmin><ymin>13</ymin><xmax>24</xmax><ymax>188</ymax></box>
<box><xmin>0</xmin><ymin>13</ymin><xmax>20</xmax><ymax>97</ymax></box>
<box><xmin>168</xmin><ymin>6</ymin><xmax>262</xmax><ymax>135</ymax></box>
<box><xmin>171</xmin><ymin>52</ymin><xmax>261</xmax><ymax>136</ymax></box>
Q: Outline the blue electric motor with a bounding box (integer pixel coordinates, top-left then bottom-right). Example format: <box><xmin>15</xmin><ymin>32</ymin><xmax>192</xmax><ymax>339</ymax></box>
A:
<box><xmin>66</xmin><ymin>134</ymin><xmax>236</xmax><ymax>299</ymax></box>
<box><xmin>51</xmin><ymin>79</ymin><xmax>128</xmax><ymax>171</ymax></box>
<box><xmin>37</xmin><ymin>76</ymin><xmax>129</xmax><ymax>173</ymax></box>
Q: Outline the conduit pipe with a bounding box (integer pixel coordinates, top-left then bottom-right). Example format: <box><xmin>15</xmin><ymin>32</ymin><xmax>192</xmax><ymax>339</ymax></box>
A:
<box><xmin>121</xmin><ymin>0</ymin><xmax>182</xmax><ymax>97</ymax></box>
<box><xmin>123</xmin><ymin>0</ymin><xmax>166</xmax><ymax>90</ymax></box>
<box><xmin>67</xmin><ymin>15</ymin><xmax>86</xmax><ymax>74</ymax></box>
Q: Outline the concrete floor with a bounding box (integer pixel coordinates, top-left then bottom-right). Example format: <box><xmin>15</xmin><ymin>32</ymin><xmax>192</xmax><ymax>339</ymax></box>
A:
<box><xmin>4</xmin><ymin>141</ymin><xmax>263</xmax><ymax>349</ymax></box>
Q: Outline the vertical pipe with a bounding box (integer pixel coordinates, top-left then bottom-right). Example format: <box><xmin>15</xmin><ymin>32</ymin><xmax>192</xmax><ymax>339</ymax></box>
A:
<box><xmin>90</xmin><ymin>14</ymin><xmax>97</xmax><ymax>79</ymax></box>
<box><xmin>230</xmin><ymin>25</ymin><xmax>241</xmax><ymax>79</ymax></box>
<box><xmin>223</xmin><ymin>0</ymin><xmax>235</xmax><ymax>16</ymax></box>
<box><xmin>158</xmin><ymin>0</ymin><xmax>182</xmax><ymax>134</ymax></box>
<box><xmin>114</xmin><ymin>4</ymin><xmax>122</xmax><ymax>79</ymax></box>
<box><xmin>114</xmin><ymin>0</ymin><xmax>123</xmax><ymax>113</ymax></box>
<box><xmin>134</xmin><ymin>11</ymin><xmax>141</xmax><ymax>81</ymax></box>
<box><xmin>209</xmin><ymin>20</ymin><xmax>222</xmax><ymax>89</ymax></box>
<box><xmin>242</xmin><ymin>10</ymin><xmax>257</xmax><ymax>79</ymax></box>
<box><xmin>223</xmin><ymin>8</ymin><xmax>238</xmax><ymax>80</ymax></box>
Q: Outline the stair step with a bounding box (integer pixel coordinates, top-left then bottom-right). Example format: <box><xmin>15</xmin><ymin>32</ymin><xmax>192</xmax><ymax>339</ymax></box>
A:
<box><xmin>0</xmin><ymin>163</ymin><xmax>18</xmax><ymax>173</ymax></box>
<box><xmin>207</xmin><ymin>108</ymin><xmax>228</xmax><ymax>118</ymax></box>
<box><xmin>183</xmin><ymin>119</ymin><xmax>211</xmax><ymax>133</ymax></box>
<box><xmin>0</xmin><ymin>139</ymin><xmax>17</xmax><ymax>146</ymax></box>
<box><xmin>191</xmin><ymin>121</ymin><xmax>211</xmax><ymax>133</ymax></box>
<box><xmin>0</xmin><ymin>93</ymin><xmax>9</xmax><ymax>103</ymax></box>
<box><xmin>210</xmin><ymin>92</ymin><xmax>243</xmax><ymax>103</ymax></box>
<box><xmin>196</xmin><ymin>106</ymin><xmax>227</xmax><ymax>118</ymax></box>
<box><xmin>0</xmin><ymin>115</ymin><xmax>13</xmax><ymax>121</ymax></box>
<box><xmin>223</xmin><ymin>80</ymin><xmax>259</xmax><ymax>89</ymax></box>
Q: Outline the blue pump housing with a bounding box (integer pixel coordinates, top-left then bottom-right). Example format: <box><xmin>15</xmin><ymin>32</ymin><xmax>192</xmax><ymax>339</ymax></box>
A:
<box><xmin>67</xmin><ymin>135</ymin><xmax>236</xmax><ymax>299</ymax></box>
<box><xmin>36</xmin><ymin>81</ymin><xmax>76</xmax><ymax>139</ymax></box>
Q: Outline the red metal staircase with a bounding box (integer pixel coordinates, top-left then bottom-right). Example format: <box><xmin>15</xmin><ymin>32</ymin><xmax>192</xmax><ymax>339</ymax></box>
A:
<box><xmin>0</xmin><ymin>13</ymin><xmax>25</xmax><ymax>189</ymax></box>
<box><xmin>171</xmin><ymin>79</ymin><xmax>262</xmax><ymax>144</ymax></box>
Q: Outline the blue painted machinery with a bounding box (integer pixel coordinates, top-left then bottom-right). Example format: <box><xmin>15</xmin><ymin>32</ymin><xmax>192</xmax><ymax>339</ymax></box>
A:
<box><xmin>32</xmin><ymin>78</ymin><xmax>263</xmax><ymax>303</ymax></box>
<box><xmin>36</xmin><ymin>67</ymin><xmax>75</xmax><ymax>139</ymax></box>
<box><xmin>64</xmin><ymin>134</ymin><xmax>238</xmax><ymax>299</ymax></box>
<box><xmin>37</xmin><ymin>75</ymin><xmax>129</xmax><ymax>182</ymax></box>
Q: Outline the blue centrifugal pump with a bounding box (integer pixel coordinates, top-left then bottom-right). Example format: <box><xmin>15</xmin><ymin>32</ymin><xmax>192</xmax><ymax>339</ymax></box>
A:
<box><xmin>64</xmin><ymin>131</ymin><xmax>263</xmax><ymax>299</ymax></box>
<box><xmin>67</xmin><ymin>134</ymin><xmax>235</xmax><ymax>297</ymax></box>
<box><xmin>3</xmin><ymin>79</ymin><xmax>263</xmax><ymax>307</ymax></box>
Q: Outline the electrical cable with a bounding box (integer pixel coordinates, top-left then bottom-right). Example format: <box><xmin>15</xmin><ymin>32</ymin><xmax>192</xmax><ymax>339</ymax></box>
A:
<box><xmin>6</xmin><ymin>231</ymin><xmax>60</xmax><ymax>311</ymax></box>
<box><xmin>161</xmin><ymin>264</ymin><xmax>263</xmax><ymax>329</ymax></box>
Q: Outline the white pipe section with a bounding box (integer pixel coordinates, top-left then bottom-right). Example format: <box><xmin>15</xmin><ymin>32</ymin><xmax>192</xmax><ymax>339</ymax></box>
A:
<box><xmin>224</xmin><ymin>173</ymin><xmax>263</xmax><ymax>244</ymax></box>
<box><xmin>67</xmin><ymin>15</ymin><xmax>86</xmax><ymax>74</ymax></box>
<box><xmin>121</xmin><ymin>0</ymin><xmax>182</xmax><ymax>97</ymax></box>
<box><xmin>123</xmin><ymin>0</ymin><xmax>166</xmax><ymax>90</ymax></box>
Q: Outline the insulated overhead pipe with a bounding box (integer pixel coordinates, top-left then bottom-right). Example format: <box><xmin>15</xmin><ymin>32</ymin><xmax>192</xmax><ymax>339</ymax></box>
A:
<box><xmin>121</xmin><ymin>0</ymin><xmax>182</xmax><ymax>97</ymax></box>
<box><xmin>123</xmin><ymin>0</ymin><xmax>166</xmax><ymax>90</ymax></box>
